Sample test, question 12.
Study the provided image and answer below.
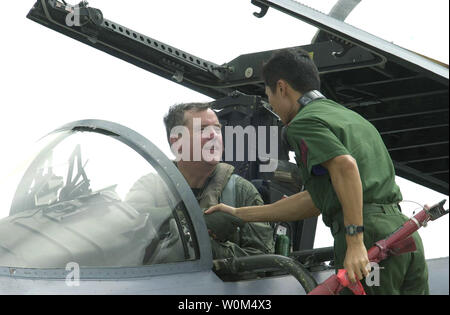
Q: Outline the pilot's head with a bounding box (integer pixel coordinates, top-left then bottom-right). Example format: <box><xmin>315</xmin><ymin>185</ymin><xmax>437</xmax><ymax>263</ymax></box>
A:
<box><xmin>262</xmin><ymin>48</ymin><xmax>321</xmax><ymax>124</ymax></box>
<box><xmin>164</xmin><ymin>102</ymin><xmax>223</xmax><ymax>166</ymax></box>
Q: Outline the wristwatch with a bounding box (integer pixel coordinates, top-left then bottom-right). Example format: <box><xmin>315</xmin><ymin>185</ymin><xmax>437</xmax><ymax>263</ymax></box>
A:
<box><xmin>345</xmin><ymin>225</ymin><xmax>364</xmax><ymax>236</ymax></box>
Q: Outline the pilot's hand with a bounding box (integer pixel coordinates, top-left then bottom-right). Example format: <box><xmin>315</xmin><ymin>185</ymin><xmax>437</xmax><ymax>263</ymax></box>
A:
<box><xmin>204</xmin><ymin>203</ymin><xmax>236</xmax><ymax>216</ymax></box>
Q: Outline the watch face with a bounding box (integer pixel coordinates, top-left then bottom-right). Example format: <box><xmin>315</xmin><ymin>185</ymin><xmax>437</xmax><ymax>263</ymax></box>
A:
<box><xmin>346</xmin><ymin>225</ymin><xmax>363</xmax><ymax>235</ymax></box>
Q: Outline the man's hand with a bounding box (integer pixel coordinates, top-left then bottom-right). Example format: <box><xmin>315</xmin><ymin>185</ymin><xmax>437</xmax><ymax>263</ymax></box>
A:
<box><xmin>208</xmin><ymin>229</ymin><xmax>218</xmax><ymax>240</ymax></box>
<box><xmin>203</xmin><ymin>209</ymin><xmax>245</xmax><ymax>242</ymax></box>
<box><xmin>344</xmin><ymin>237</ymin><xmax>370</xmax><ymax>283</ymax></box>
<box><xmin>205</xmin><ymin>203</ymin><xmax>237</xmax><ymax>216</ymax></box>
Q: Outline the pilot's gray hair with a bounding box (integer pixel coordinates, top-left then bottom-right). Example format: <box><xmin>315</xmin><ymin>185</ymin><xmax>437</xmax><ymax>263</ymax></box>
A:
<box><xmin>163</xmin><ymin>102</ymin><xmax>212</xmax><ymax>144</ymax></box>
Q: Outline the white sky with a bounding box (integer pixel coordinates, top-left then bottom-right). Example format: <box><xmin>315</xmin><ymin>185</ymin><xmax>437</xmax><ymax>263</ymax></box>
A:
<box><xmin>0</xmin><ymin>0</ymin><xmax>448</xmax><ymax>258</ymax></box>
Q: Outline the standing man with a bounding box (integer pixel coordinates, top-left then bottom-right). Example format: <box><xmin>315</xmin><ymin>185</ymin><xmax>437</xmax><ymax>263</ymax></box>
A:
<box><xmin>207</xmin><ymin>49</ymin><xmax>428</xmax><ymax>294</ymax></box>
<box><xmin>127</xmin><ymin>102</ymin><xmax>274</xmax><ymax>259</ymax></box>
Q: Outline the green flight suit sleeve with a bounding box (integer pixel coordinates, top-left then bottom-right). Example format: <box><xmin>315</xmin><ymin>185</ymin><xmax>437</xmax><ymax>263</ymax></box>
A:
<box><xmin>287</xmin><ymin>116</ymin><xmax>350</xmax><ymax>175</ymax></box>
<box><xmin>211</xmin><ymin>176</ymin><xmax>275</xmax><ymax>259</ymax></box>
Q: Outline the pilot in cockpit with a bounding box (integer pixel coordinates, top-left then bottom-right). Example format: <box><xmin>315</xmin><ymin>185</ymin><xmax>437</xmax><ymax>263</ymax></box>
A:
<box><xmin>126</xmin><ymin>102</ymin><xmax>275</xmax><ymax>260</ymax></box>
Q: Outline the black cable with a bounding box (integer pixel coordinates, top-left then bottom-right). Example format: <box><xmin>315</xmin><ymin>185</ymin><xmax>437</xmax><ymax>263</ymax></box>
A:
<box><xmin>214</xmin><ymin>254</ymin><xmax>318</xmax><ymax>293</ymax></box>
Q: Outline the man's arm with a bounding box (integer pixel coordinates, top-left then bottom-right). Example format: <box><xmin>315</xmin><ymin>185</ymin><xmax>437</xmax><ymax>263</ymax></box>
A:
<box><xmin>209</xmin><ymin>176</ymin><xmax>275</xmax><ymax>258</ymax></box>
<box><xmin>321</xmin><ymin>154</ymin><xmax>370</xmax><ymax>283</ymax></box>
<box><xmin>206</xmin><ymin>189</ymin><xmax>320</xmax><ymax>222</ymax></box>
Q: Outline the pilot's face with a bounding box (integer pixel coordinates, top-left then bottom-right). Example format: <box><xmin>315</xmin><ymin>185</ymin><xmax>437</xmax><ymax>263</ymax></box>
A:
<box><xmin>184</xmin><ymin>108</ymin><xmax>223</xmax><ymax>165</ymax></box>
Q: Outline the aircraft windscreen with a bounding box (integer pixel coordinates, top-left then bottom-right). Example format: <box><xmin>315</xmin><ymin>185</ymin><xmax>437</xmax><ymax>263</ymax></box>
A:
<box><xmin>0</xmin><ymin>130</ymin><xmax>197</xmax><ymax>268</ymax></box>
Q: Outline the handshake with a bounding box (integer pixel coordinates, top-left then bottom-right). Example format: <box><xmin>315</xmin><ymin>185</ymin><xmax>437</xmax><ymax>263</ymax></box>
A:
<box><xmin>203</xmin><ymin>209</ymin><xmax>245</xmax><ymax>242</ymax></box>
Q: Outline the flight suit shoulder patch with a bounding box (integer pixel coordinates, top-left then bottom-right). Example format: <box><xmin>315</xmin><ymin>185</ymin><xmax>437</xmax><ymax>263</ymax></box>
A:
<box><xmin>300</xmin><ymin>139</ymin><xmax>308</xmax><ymax>168</ymax></box>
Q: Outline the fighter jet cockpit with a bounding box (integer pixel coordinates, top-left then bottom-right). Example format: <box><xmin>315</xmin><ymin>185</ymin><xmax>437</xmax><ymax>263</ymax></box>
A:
<box><xmin>0</xmin><ymin>120</ymin><xmax>201</xmax><ymax>269</ymax></box>
<box><xmin>0</xmin><ymin>0</ymin><xmax>447</xmax><ymax>295</ymax></box>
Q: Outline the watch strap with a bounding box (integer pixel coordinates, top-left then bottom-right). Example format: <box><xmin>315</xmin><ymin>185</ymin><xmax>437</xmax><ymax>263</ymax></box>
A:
<box><xmin>345</xmin><ymin>224</ymin><xmax>364</xmax><ymax>236</ymax></box>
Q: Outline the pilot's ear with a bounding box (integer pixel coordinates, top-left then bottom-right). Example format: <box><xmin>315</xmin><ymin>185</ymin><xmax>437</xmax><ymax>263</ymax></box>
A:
<box><xmin>169</xmin><ymin>135</ymin><xmax>183</xmax><ymax>157</ymax></box>
<box><xmin>169</xmin><ymin>135</ymin><xmax>182</xmax><ymax>152</ymax></box>
<box><xmin>169</xmin><ymin>135</ymin><xmax>179</xmax><ymax>145</ymax></box>
<box><xmin>169</xmin><ymin>126</ymin><xmax>190</xmax><ymax>157</ymax></box>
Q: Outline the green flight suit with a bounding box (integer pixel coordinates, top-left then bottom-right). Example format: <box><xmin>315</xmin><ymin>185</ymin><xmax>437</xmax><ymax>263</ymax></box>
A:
<box><xmin>126</xmin><ymin>163</ymin><xmax>274</xmax><ymax>260</ymax></box>
<box><xmin>286</xmin><ymin>98</ymin><xmax>429</xmax><ymax>295</ymax></box>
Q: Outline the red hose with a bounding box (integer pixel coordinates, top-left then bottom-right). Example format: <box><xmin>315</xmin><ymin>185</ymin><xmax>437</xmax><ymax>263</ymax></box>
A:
<box><xmin>308</xmin><ymin>202</ymin><xmax>447</xmax><ymax>295</ymax></box>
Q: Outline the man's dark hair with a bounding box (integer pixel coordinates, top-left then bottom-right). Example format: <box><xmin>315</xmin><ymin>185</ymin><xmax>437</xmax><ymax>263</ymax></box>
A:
<box><xmin>262</xmin><ymin>48</ymin><xmax>321</xmax><ymax>94</ymax></box>
<box><xmin>163</xmin><ymin>102</ymin><xmax>211</xmax><ymax>143</ymax></box>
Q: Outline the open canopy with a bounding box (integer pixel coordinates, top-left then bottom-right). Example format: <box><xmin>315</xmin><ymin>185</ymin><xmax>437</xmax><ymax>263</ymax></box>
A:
<box><xmin>26</xmin><ymin>0</ymin><xmax>449</xmax><ymax>194</ymax></box>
